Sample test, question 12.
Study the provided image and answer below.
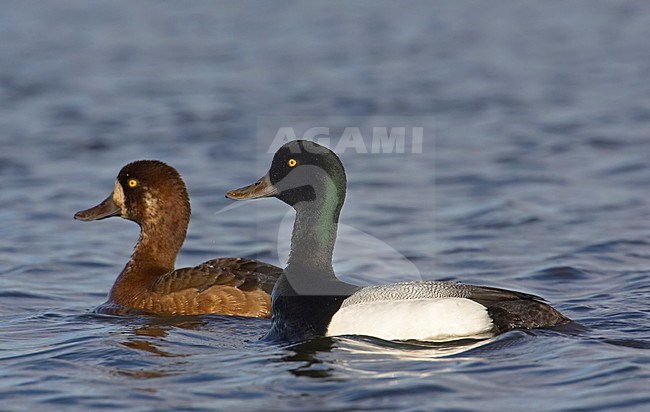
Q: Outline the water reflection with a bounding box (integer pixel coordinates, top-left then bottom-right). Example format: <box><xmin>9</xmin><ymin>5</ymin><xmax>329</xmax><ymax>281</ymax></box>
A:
<box><xmin>121</xmin><ymin>325</ymin><xmax>178</xmax><ymax>358</ymax></box>
<box><xmin>282</xmin><ymin>338</ymin><xmax>337</xmax><ymax>378</ymax></box>
<box><xmin>90</xmin><ymin>315</ymin><xmax>211</xmax><ymax>380</ymax></box>
<box><xmin>334</xmin><ymin>335</ymin><xmax>493</xmax><ymax>359</ymax></box>
<box><xmin>279</xmin><ymin>335</ymin><xmax>496</xmax><ymax>380</ymax></box>
<box><xmin>117</xmin><ymin>316</ymin><xmax>207</xmax><ymax>356</ymax></box>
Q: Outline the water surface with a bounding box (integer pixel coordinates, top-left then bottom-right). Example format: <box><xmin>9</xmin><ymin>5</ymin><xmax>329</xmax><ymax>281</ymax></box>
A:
<box><xmin>1</xmin><ymin>1</ymin><xmax>650</xmax><ymax>410</ymax></box>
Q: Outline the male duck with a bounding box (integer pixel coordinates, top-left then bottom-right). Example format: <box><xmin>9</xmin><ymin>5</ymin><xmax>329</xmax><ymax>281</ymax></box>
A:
<box><xmin>75</xmin><ymin>160</ymin><xmax>281</xmax><ymax>317</ymax></box>
<box><xmin>226</xmin><ymin>140</ymin><xmax>569</xmax><ymax>342</ymax></box>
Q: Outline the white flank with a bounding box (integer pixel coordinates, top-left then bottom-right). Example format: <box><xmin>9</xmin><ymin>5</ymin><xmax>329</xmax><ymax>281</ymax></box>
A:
<box><xmin>326</xmin><ymin>298</ymin><xmax>495</xmax><ymax>342</ymax></box>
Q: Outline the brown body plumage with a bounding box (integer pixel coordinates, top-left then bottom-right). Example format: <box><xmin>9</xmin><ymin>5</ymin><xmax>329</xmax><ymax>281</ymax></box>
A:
<box><xmin>75</xmin><ymin>160</ymin><xmax>281</xmax><ymax>317</ymax></box>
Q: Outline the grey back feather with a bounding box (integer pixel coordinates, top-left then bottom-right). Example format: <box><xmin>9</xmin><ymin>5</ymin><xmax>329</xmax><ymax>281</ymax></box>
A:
<box><xmin>340</xmin><ymin>281</ymin><xmax>544</xmax><ymax>309</ymax></box>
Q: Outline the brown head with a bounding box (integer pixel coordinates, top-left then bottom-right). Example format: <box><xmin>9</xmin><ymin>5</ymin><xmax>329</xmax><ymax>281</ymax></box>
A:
<box><xmin>74</xmin><ymin>160</ymin><xmax>191</xmax><ymax>269</ymax></box>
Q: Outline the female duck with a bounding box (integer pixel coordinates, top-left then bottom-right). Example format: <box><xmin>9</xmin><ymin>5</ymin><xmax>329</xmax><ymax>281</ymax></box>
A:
<box><xmin>75</xmin><ymin>160</ymin><xmax>281</xmax><ymax>317</ymax></box>
<box><xmin>226</xmin><ymin>140</ymin><xmax>569</xmax><ymax>342</ymax></box>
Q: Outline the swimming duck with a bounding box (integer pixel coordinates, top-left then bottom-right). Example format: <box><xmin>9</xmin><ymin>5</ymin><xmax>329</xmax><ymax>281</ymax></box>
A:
<box><xmin>226</xmin><ymin>140</ymin><xmax>569</xmax><ymax>342</ymax></box>
<box><xmin>75</xmin><ymin>160</ymin><xmax>281</xmax><ymax>317</ymax></box>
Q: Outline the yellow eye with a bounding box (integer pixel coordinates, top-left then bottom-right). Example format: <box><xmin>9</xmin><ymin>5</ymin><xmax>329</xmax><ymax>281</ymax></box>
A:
<box><xmin>128</xmin><ymin>179</ymin><xmax>138</xmax><ymax>188</ymax></box>
<box><xmin>288</xmin><ymin>159</ymin><xmax>297</xmax><ymax>167</ymax></box>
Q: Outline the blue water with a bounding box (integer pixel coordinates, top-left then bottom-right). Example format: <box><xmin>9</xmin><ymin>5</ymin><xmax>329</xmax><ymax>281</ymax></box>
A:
<box><xmin>2</xmin><ymin>1</ymin><xmax>650</xmax><ymax>410</ymax></box>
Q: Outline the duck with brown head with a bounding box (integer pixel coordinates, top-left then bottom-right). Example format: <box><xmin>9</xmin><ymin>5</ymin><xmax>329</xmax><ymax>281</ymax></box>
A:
<box><xmin>75</xmin><ymin>160</ymin><xmax>282</xmax><ymax>317</ymax></box>
<box><xmin>227</xmin><ymin>140</ymin><xmax>570</xmax><ymax>343</ymax></box>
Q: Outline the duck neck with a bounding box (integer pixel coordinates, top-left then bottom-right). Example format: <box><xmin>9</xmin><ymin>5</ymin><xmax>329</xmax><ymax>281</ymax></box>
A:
<box><xmin>131</xmin><ymin>220</ymin><xmax>186</xmax><ymax>271</ymax></box>
<box><xmin>110</xmin><ymin>210</ymin><xmax>189</xmax><ymax>302</ymax></box>
<box><xmin>286</xmin><ymin>177</ymin><xmax>343</xmax><ymax>283</ymax></box>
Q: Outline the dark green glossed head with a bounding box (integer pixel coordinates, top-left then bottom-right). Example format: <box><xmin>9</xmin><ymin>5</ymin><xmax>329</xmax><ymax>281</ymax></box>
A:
<box><xmin>226</xmin><ymin>140</ymin><xmax>347</xmax><ymax>209</ymax></box>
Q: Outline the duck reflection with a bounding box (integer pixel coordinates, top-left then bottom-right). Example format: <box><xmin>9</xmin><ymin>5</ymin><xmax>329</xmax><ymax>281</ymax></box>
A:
<box><xmin>119</xmin><ymin>316</ymin><xmax>207</xmax><ymax>357</ymax></box>
<box><xmin>281</xmin><ymin>337</ymin><xmax>337</xmax><ymax>378</ymax></box>
<box><xmin>279</xmin><ymin>335</ymin><xmax>497</xmax><ymax>379</ymax></box>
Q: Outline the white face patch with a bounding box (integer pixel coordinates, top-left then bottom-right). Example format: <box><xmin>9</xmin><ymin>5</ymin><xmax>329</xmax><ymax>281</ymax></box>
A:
<box><xmin>112</xmin><ymin>180</ymin><xmax>127</xmax><ymax>216</ymax></box>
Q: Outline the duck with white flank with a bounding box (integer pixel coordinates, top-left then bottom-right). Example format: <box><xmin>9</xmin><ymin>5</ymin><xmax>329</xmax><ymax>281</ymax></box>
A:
<box><xmin>75</xmin><ymin>160</ymin><xmax>281</xmax><ymax>317</ymax></box>
<box><xmin>226</xmin><ymin>140</ymin><xmax>569</xmax><ymax>342</ymax></box>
